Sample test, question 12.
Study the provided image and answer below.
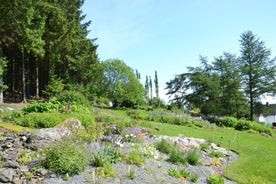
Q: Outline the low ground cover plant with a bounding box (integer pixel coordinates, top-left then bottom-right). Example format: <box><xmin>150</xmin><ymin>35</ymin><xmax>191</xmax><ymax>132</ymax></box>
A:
<box><xmin>208</xmin><ymin>174</ymin><xmax>225</xmax><ymax>184</ymax></box>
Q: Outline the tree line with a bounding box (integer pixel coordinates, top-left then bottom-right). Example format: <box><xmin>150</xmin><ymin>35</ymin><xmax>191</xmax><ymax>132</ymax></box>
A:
<box><xmin>0</xmin><ymin>0</ymin><xmax>99</xmax><ymax>102</ymax></box>
<box><xmin>166</xmin><ymin>31</ymin><xmax>276</xmax><ymax>120</ymax></box>
<box><xmin>0</xmin><ymin>0</ymin><xmax>162</xmax><ymax>108</ymax></box>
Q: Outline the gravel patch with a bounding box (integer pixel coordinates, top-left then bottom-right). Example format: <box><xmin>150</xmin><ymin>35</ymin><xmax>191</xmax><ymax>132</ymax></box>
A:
<box><xmin>43</xmin><ymin>135</ymin><xmax>239</xmax><ymax>184</ymax></box>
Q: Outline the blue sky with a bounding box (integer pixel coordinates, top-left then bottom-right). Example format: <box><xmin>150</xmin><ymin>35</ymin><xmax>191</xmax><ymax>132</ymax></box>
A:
<box><xmin>82</xmin><ymin>0</ymin><xmax>276</xmax><ymax>103</ymax></box>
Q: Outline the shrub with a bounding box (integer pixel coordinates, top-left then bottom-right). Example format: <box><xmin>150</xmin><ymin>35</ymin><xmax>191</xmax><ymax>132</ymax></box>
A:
<box><xmin>167</xmin><ymin>150</ymin><xmax>187</xmax><ymax>165</ymax></box>
<box><xmin>4</xmin><ymin>112</ymin><xmax>23</xmax><ymax>122</ymax></box>
<box><xmin>208</xmin><ymin>174</ymin><xmax>225</xmax><ymax>184</ymax></box>
<box><xmin>42</xmin><ymin>139</ymin><xmax>90</xmax><ymax>175</ymax></box>
<box><xmin>16</xmin><ymin>113</ymin><xmax>94</xmax><ymax>128</ymax></box>
<box><xmin>51</xmin><ymin>90</ymin><xmax>90</xmax><ymax>108</ymax></box>
<box><xmin>186</xmin><ymin>150</ymin><xmax>200</xmax><ymax>165</ymax></box>
<box><xmin>234</xmin><ymin>119</ymin><xmax>251</xmax><ymax>131</ymax></box>
<box><xmin>96</xmin><ymin>163</ymin><xmax>116</xmax><ymax>178</ymax></box>
<box><xmin>125</xmin><ymin>150</ymin><xmax>145</xmax><ymax>166</ymax></box>
<box><xmin>92</xmin><ymin>145</ymin><xmax>122</xmax><ymax>167</ymax></box>
<box><xmin>74</xmin><ymin>123</ymin><xmax>105</xmax><ymax>142</ymax></box>
<box><xmin>221</xmin><ymin>117</ymin><xmax>238</xmax><ymax>127</ymax></box>
<box><xmin>17</xmin><ymin>113</ymin><xmax>63</xmax><ymax>128</ymax></box>
<box><xmin>22</xmin><ymin>102</ymin><xmax>58</xmax><ymax>113</ymax></box>
<box><xmin>155</xmin><ymin>139</ymin><xmax>175</xmax><ymax>154</ymax></box>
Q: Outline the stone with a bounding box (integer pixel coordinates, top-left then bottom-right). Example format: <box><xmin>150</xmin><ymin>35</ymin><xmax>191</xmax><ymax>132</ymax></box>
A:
<box><xmin>0</xmin><ymin>168</ymin><xmax>17</xmax><ymax>183</ymax></box>
<box><xmin>6</xmin><ymin>160</ymin><xmax>20</xmax><ymax>169</ymax></box>
<box><xmin>58</xmin><ymin>117</ymin><xmax>84</xmax><ymax>133</ymax></box>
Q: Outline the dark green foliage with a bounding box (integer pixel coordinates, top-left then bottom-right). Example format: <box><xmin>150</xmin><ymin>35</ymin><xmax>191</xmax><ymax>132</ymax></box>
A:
<box><xmin>42</xmin><ymin>139</ymin><xmax>90</xmax><ymax>175</ymax></box>
<box><xmin>186</xmin><ymin>150</ymin><xmax>200</xmax><ymax>165</ymax></box>
<box><xmin>51</xmin><ymin>90</ymin><xmax>90</xmax><ymax>108</ymax></box>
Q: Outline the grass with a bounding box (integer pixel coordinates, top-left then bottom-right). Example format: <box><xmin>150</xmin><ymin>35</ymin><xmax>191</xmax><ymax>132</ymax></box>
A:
<box><xmin>0</xmin><ymin>122</ymin><xmax>33</xmax><ymax>133</ymax></box>
<box><xmin>151</xmin><ymin>122</ymin><xmax>276</xmax><ymax>184</ymax></box>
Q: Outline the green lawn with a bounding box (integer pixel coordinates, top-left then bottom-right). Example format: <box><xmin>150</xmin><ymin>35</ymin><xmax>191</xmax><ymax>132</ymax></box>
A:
<box><xmin>150</xmin><ymin>122</ymin><xmax>276</xmax><ymax>184</ymax></box>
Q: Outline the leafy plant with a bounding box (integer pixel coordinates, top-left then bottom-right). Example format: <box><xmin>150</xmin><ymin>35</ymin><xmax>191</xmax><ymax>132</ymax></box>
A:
<box><xmin>96</xmin><ymin>163</ymin><xmax>116</xmax><ymax>178</ymax></box>
<box><xmin>42</xmin><ymin>139</ymin><xmax>90</xmax><ymax>175</ymax></box>
<box><xmin>92</xmin><ymin>145</ymin><xmax>122</xmax><ymax>167</ymax></box>
<box><xmin>168</xmin><ymin>168</ymin><xmax>189</xmax><ymax>178</ymax></box>
<box><xmin>208</xmin><ymin>174</ymin><xmax>225</xmax><ymax>184</ymax></box>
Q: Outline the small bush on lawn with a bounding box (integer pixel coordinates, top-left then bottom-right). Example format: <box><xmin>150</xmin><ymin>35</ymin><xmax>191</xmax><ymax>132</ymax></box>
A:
<box><xmin>208</xmin><ymin>174</ymin><xmax>225</xmax><ymax>184</ymax></box>
<box><xmin>22</xmin><ymin>102</ymin><xmax>58</xmax><ymax>113</ymax></box>
<box><xmin>42</xmin><ymin>139</ymin><xmax>90</xmax><ymax>175</ymax></box>
<box><xmin>155</xmin><ymin>139</ymin><xmax>175</xmax><ymax>154</ymax></box>
<box><xmin>186</xmin><ymin>149</ymin><xmax>200</xmax><ymax>165</ymax></box>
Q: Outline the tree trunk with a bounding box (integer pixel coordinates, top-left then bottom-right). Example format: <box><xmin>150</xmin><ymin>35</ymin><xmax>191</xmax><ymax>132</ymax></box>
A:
<box><xmin>0</xmin><ymin>77</ymin><xmax>3</xmax><ymax>104</ymax></box>
<box><xmin>35</xmin><ymin>59</ymin><xmax>39</xmax><ymax>98</ymax></box>
<box><xmin>22</xmin><ymin>50</ymin><xmax>27</xmax><ymax>103</ymax></box>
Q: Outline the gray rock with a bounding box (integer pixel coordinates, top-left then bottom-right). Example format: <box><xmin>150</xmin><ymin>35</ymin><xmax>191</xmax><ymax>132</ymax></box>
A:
<box><xmin>6</xmin><ymin>160</ymin><xmax>20</xmax><ymax>169</ymax></box>
<box><xmin>0</xmin><ymin>168</ymin><xmax>17</xmax><ymax>183</ymax></box>
<box><xmin>58</xmin><ymin>117</ymin><xmax>84</xmax><ymax>133</ymax></box>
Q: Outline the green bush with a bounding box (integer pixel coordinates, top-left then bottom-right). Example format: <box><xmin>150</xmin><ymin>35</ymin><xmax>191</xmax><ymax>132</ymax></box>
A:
<box><xmin>167</xmin><ymin>150</ymin><xmax>187</xmax><ymax>165</ymax></box>
<box><xmin>234</xmin><ymin>119</ymin><xmax>251</xmax><ymax>131</ymax></box>
<box><xmin>17</xmin><ymin>113</ymin><xmax>63</xmax><ymax>128</ymax></box>
<box><xmin>42</xmin><ymin>139</ymin><xmax>90</xmax><ymax>175</ymax></box>
<box><xmin>221</xmin><ymin>117</ymin><xmax>238</xmax><ymax>127</ymax></box>
<box><xmin>186</xmin><ymin>150</ymin><xmax>200</xmax><ymax>165</ymax></box>
<box><xmin>16</xmin><ymin>113</ymin><xmax>94</xmax><ymax>128</ymax></box>
<box><xmin>92</xmin><ymin>145</ymin><xmax>122</xmax><ymax>167</ymax></box>
<box><xmin>125</xmin><ymin>150</ymin><xmax>145</xmax><ymax>166</ymax></box>
<box><xmin>22</xmin><ymin>102</ymin><xmax>58</xmax><ymax>113</ymax></box>
<box><xmin>155</xmin><ymin>139</ymin><xmax>175</xmax><ymax>154</ymax></box>
<box><xmin>4</xmin><ymin>112</ymin><xmax>23</xmax><ymax>122</ymax></box>
<box><xmin>51</xmin><ymin>90</ymin><xmax>90</xmax><ymax>108</ymax></box>
<box><xmin>208</xmin><ymin>174</ymin><xmax>225</xmax><ymax>184</ymax></box>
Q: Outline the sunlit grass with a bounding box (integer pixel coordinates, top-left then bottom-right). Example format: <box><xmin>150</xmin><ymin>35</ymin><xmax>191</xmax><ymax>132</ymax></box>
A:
<box><xmin>150</xmin><ymin>122</ymin><xmax>276</xmax><ymax>184</ymax></box>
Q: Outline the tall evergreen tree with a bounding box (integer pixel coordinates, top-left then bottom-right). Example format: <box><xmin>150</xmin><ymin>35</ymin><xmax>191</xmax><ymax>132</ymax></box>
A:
<box><xmin>154</xmin><ymin>70</ymin><xmax>159</xmax><ymax>99</ymax></box>
<box><xmin>145</xmin><ymin>75</ymin><xmax>149</xmax><ymax>99</ymax></box>
<box><xmin>239</xmin><ymin>31</ymin><xmax>276</xmax><ymax>120</ymax></box>
<box><xmin>149</xmin><ymin>76</ymin><xmax>153</xmax><ymax>101</ymax></box>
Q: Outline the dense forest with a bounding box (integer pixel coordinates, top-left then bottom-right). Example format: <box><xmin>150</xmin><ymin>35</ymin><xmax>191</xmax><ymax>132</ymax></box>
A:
<box><xmin>0</xmin><ymin>0</ymin><xmax>99</xmax><ymax>101</ymax></box>
<box><xmin>1</xmin><ymin>1</ymin><xmax>276</xmax><ymax>120</ymax></box>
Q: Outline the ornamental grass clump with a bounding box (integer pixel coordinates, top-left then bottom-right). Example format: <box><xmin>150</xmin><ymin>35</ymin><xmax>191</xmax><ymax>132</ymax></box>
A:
<box><xmin>186</xmin><ymin>149</ymin><xmax>200</xmax><ymax>166</ymax></box>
